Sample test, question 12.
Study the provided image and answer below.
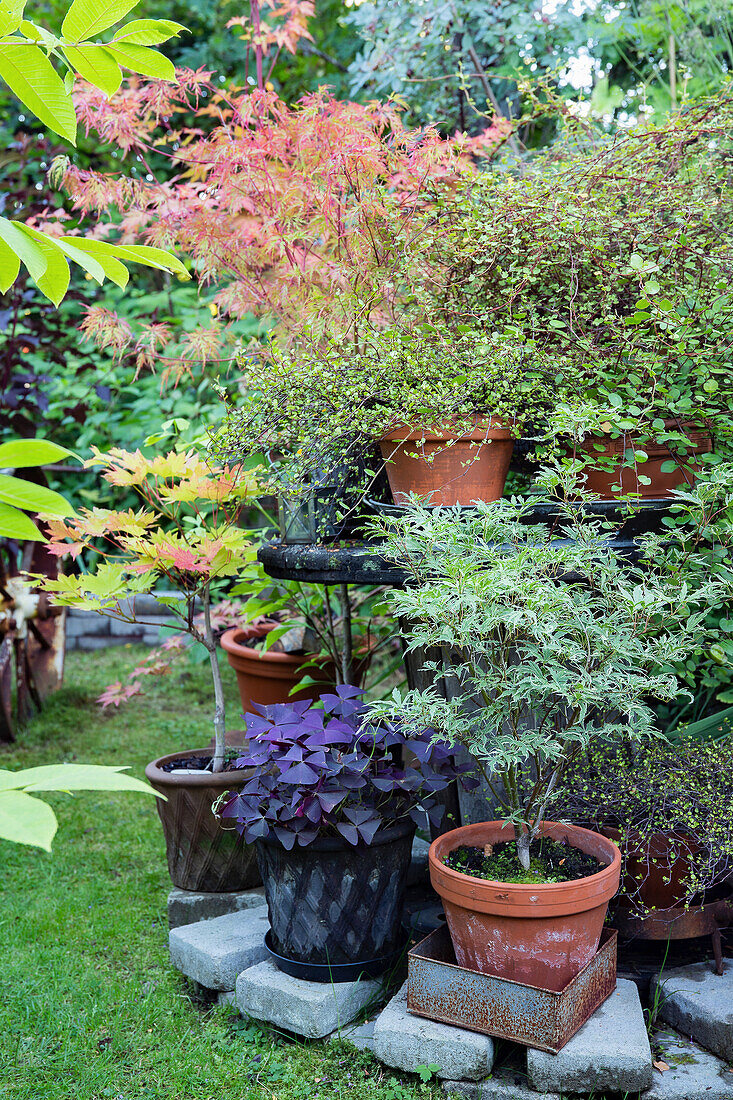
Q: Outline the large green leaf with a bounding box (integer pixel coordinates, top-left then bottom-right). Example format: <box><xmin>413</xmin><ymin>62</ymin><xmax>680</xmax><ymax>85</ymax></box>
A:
<box><xmin>0</xmin><ymin>473</ymin><xmax>74</xmax><ymax>517</ymax></box>
<box><xmin>59</xmin><ymin>237</ymin><xmax>130</xmax><ymax>287</ymax></box>
<box><xmin>0</xmin><ymin>763</ymin><xmax>161</xmax><ymax>795</ymax></box>
<box><xmin>51</xmin><ymin>234</ymin><xmax>109</xmax><ymax>285</ymax></box>
<box><xmin>0</xmin><ymin>502</ymin><xmax>43</xmax><ymax>540</ymax></box>
<box><xmin>0</xmin><ymin>439</ymin><xmax>72</xmax><ymax>468</ymax></box>
<box><xmin>0</xmin><ymin>0</ymin><xmax>24</xmax><ymax>37</ymax></box>
<box><xmin>0</xmin><ymin>216</ymin><xmax>47</xmax><ymax>282</ymax></box>
<box><xmin>112</xmin><ymin>17</ymin><xmax>185</xmax><ymax>45</ymax></box>
<box><xmin>0</xmin><ymin>233</ymin><xmax>20</xmax><ymax>292</ymax></box>
<box><xmin>106</xmin><ymin>242</ymin><xmax>188</xmax><ymax>278</ymax></box>
<box><xmin>63</xmin><ymin>43</ymin><xmax>122</xmax><ymax>96</ymax></box>
<box><xmin>61</xmin><ymin>0</ymin><xmax>138</xmax><ymax>41</ymax></box>
<box><xmin>0</xmin><ymin>42</ymin><xmax>76</xmax><ymax>144</ymax></box>
<box><xmin>104</xmin><ymin>41</ymin><xmax>174</xmax><ymax>80</ymax></box>
<box><xmin>26</xmin><ymin>228</ymin><xmax>70</xmax><ymax>306</ymax></box>
<box><xmin>0</xmin><ymin>790</ymin><xmax>57</xmax><ymax>850</ymax></box>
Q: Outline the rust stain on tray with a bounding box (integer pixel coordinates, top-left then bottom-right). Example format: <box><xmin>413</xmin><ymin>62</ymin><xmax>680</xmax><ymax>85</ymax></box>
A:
<box><xmin>406</xmin><ymin>926</ymin><xmax>617</xmax><ymax>1053</ymax></box>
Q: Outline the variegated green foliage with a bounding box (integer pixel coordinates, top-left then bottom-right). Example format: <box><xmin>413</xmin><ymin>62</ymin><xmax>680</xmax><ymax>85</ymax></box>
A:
<box><xmin>0</xmin><ymin>0</ymin><xmax>188</xmax><ymax>301</ymax></box>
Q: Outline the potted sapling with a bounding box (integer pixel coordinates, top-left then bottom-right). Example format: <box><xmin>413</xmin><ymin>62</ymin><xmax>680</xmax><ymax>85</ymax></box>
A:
<box><xmin>37</xmin><ymin>445</ymin><xmax>261</xmax><ymax>892</ymax></box>
<box><xmin>370</xmin><ymin>477</ymin><xmax>725</xmax><ymax>991</ymax></box>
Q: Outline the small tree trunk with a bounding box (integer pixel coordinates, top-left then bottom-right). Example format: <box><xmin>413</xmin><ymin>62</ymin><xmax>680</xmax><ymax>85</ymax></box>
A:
<box><xmin>516</xmin><ymin>830</ymin><xmax>531</xmax><ymax>871</ymax></box>
<box><xmin>203</xmin><ymin>586</ymin><xmax>227</xmax><ymax>773</ymax></box>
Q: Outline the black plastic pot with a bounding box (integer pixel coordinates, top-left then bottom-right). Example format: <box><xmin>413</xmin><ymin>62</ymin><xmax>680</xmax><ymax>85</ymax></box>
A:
<box><xmin>256</xmin><ymin>819</ymin><xmax>415</xmax><ymax>979</ymax></box>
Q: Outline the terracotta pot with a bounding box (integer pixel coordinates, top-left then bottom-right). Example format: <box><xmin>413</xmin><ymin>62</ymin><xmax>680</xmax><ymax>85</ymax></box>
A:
<box><xmin>429</xmin><ymin>820</ymin><xmax>621</xmax><ymax>992</ymax></box>
<box><xmin>573</xmin><ymin>422</ymin><xmax>712</xmax><ymax>500</ymax></box>
<box><xmin>603</xmin><ymin>827</ymin><xmax>701</xmax><ymax>911</ymax></box>
<box><xmin>221</xmin><ymin>623</ymin><xmax>337</xmax><ymax>713</ymax></box>
<box><xmin>145</xmin><ymin>749</ymin><xmax>260</xmax><ymax>892</ymax></box>
<box><xmin>379</xmin><ymin>418</ymin><xmax>514</xmax><ymax>506</ymax></box>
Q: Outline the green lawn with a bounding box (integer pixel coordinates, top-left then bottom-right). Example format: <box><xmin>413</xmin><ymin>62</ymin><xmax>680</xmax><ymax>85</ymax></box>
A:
<box><xmin>0</xmin><ymin>647</ymin><xmax>441</xmax><ymax>1100</ymax></box>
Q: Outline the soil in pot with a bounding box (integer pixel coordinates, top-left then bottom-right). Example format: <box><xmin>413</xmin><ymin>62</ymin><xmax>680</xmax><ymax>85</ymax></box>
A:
<box><xmin>444</xmin><ymin>839</ymin><xmax>602</xmax><ymax>885</ymax></box>
<box><xmin>145</xmin><ymin>749</ymin><xmax>260</xmax><ymax>893</ymax></box>
<box><xmin>256</xmin><ymin>819</ymin><xmax>415</xmax><ymax>979</ymax></box>
<box><xmin>429</xmin><ymin>821</ymin><xmax>621</xmax><ymax>992</ymax></box>
<box><xmin>379</xmin><ymin>419</ymin><xmax>514</xmax><ymax>506</ymax></box>
<box><xmin>573</xmin><ymin>423</ymin><xmax>712</xmax><ymax>500</ymax></box>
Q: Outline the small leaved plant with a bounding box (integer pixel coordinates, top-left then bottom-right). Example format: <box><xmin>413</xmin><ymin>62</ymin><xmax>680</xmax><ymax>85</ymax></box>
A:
<box><xmin>35</xmin><ymin>447</ymin><xmax>257</xmax><ymax>772</ymax></box>
<box><xmin>370</xmin><ymin>476</ymin><xmax>727</xmax><ymax>871</ymax></box>
<box><xmin>218</xmin><ymin>685</ymin><xmax>475</xmax><ymax>848</ymax></box>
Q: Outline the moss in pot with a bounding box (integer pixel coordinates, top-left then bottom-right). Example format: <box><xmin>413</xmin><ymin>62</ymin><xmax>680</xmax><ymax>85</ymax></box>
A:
<box><xmin>218</xmin><ymin>685</ymin><xmax>473</xmax><ymax>980</ymax></box>
<box><xmin>369</xmin><ymin>471</ymin><xmax>727</xmax><ymax>990</ymax></box>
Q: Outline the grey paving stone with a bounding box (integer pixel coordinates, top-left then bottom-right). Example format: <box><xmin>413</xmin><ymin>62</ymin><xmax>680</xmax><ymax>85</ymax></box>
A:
<box><xmin>169</xmin><ymin>905</ymin><xmax>269</xmax><ymax>991</ymax></box>
<box><xmin>330</xmin><ymin>1017</ymin><xmax>377</xmax><ymax>1052</ymax></box>
<box><xmin>645</xmin><ymin>1028</ymin><xmax>733</xmax><ymax>1099</ymax></box>
<box><xmin>407</xmin><ymin>837</ymin><xmax>430</xmax><ymax>887</ymax></box>
<box><xmin>374</xmin><ymin>981</ymin><xmax>494</xmax><ymax>1082</ymax></box>
<box><xmin>653</xmin><ymin>959</ymin><xmax>733</xmax><ymax>1062</ymax></box>
<box><xmin>442</xmin><ymin>1072</ymin><xmax>561</xmax><ymax>1100</ymax></box>
<box><xmin>218</xmin><ymin>991</ymin><xmax>236</xmax><ymax>1007</ymax></box>
<box><xmin>235</xmin><ymin>959</ymin><xmax>383</xmax><ymax>1039</ymax></box>
<box><xmin>168</xmin><ymin>887</ymin><xmax>266</xmax><ymax>929</ymax></box>
<box><xmin>526</xmin><ymin>978</ymin><xmax>653</xmax><ymax>1094</ymax></box>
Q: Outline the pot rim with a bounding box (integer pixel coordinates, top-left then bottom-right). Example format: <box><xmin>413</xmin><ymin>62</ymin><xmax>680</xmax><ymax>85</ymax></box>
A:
<box><xmin>220</xmin><ymin>625</ymin><xmax>329</xmax><ymax>667</ymax></box>
<box><xmin>145</xmin><ymin>748</ymin><xmax>253</xmax><ymax>789</ymax></box>
<box><xmin>429</xmin><ymin>820</ymin><xmax>621</xmax><ymax>917</ymax></box>
<box><xmin>381</xmin><ymin>417</ymin><xmax>514</xmax><ymax>444</ymax></box>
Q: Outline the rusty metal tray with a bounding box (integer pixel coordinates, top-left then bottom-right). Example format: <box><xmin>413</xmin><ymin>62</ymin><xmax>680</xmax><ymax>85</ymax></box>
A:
<box><xmin>407</xmin><ymin>926</ymin><xmax>617</xmax><ymax>1053</ymax></box>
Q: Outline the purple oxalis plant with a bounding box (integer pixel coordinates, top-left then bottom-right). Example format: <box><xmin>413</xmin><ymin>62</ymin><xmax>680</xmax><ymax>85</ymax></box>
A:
<box><xmin>218</xmin><ymin>685</ymin><xmax>475</xmax><ymax>849</ymax></box>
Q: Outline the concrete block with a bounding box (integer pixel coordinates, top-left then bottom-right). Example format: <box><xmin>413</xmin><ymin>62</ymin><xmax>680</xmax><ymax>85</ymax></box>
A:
<box><xmin>235</xmin><ymin>959</ymin><xmax>383</xmax><ymax>1040</ymax></box>
<box><xmin>442</xmin><ymin>1073</ymin><xmax>561</xmax><ymax>1100</ymax></box>
<box><xmin>218</xmin><ymin>991</ymin><xmax>237</xmax><ymax>1007</ymax></box>
<box><xmin>330</xmin><ymin>1017</ymin><xmax>377</xmax><ymax>1053</ymax></box>
<box><xmin>76</xmin><ymin>634</ymin><xmax>133</xmax><ymax>650</ymax></box>
<box><xmin>374</xmin><ymin>981</ymin><xmax>494</xmax><ymax>1082</ymax></box>
<box><xmin>66</xmin><ymin>611</ymin><xmax>110</xmax><ymax>638</ymax></box>
<box><xmin>654</xmin><ymin>959</ymin><xmax>733</xmax><ymax>1062</ymax></box>
<box><xmin>407</xmin><ymin>836</ymin><xmax>430</xmax><ymax>887</ymax></box>
<box><xmin>169</xmin><ymin>905</ymin><xmax>269</xmax><ymax>991</ymax></box>
<box><xmin>645</xmin><ymin>1028</ymin><xmax>733</xmax><ymax>1099</ymax></box>
<box><xmin>109</xmin><ymin>618</ymin><xmax>147</xmax><ymax>637</ymax></box>
<box><xmin>168</xmin><ymin>887</ymin><xmax>266</xmax><ymax>929</ymax></box>
<box><xmin>526</xmin><ymin>979</ymin><xmax>652</xmax><ymax>1094</ymax></box>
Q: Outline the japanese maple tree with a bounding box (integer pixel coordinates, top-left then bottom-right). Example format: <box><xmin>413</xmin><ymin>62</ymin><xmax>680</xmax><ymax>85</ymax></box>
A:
<box><xmin>35</xmin><ymin>447</ymin><xmax>257</xmax><ymax>771</ymax></box>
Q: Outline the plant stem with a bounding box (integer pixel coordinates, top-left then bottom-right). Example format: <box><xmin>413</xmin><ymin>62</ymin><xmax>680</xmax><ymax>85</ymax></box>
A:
<box><xmin>337</xmin><ymin>583</ymin><xmax>354</xmax><ymax>684</ymax></box>
<box><xmin>203</xmin><ymin>585</ymin><xmax>227</xmax><ymax>773</ymax></box>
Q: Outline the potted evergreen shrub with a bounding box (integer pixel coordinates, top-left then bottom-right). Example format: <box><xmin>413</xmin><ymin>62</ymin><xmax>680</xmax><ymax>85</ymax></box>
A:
<box><xmin>420</xmin><ymin>98</ymin><xmax>733</xmax><ymax>498</ymax></box>
<box><xmin>218</xmin><ymin>685</ymin><xmax>472</xmax><ymax>980</ymax></box>
<box><xmin>37</xmin><ymin>445</ymin><xmax>263</xmax><ymax>892</ymax></box>
<box><xmin>370</xmin><ymin>480</ymin><xmax>726</xmax><ymax>991</ymax></box>
<box><xmin>222</xmin><ymin>321</ymin><xmax>561</xmax><ymax>509</ymax></box>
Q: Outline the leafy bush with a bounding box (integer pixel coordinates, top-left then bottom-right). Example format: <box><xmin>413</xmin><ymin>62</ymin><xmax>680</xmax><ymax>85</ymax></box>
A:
<box><xmin>370</xmin><ymin>480</ymin><xmax>727</xmax><ymax>868</ymax></box>
<box><xmin>414</xmin><ymin>95</ymin><xmax>733</xmax><ymax>461</ymax></box>
<box><xmin>219</xmin><ymin>685</ymin><xmax>473</xmax><ymax>848</ymax></box>
<box><xmin>561</xmin><ymin>735</ymin><xmax>733</xmax><ymax>910</ymax></box>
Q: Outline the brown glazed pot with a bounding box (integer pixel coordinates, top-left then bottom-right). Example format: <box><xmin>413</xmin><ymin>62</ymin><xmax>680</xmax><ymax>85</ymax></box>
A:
<box><xmin>145</xmin><ymin>749</ymin><xmax>260</xmax><ymax>892</ymax></box>
<box><xmin>603</xmin><ymin>827</ymin><xmax>701</xmax><ymax>911</ymax></box>
<box><xmin>429</xmin><ymin>821</ymin><xmax>621</xmax><ymax>992</ymax></box>
<box><xmin>379</xmin><ymin>418</ymin><xmax>514</xmax><ymax>506</ymax></box>
<box><xmin>573</xmin><ymin>422</ymin><xmax>712</xmax><ymax>499</ymax></box>
<box><xmin>220</xmin><ymin>623</ymin><xmax>337</xmax><ymax>713</ymax></box>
